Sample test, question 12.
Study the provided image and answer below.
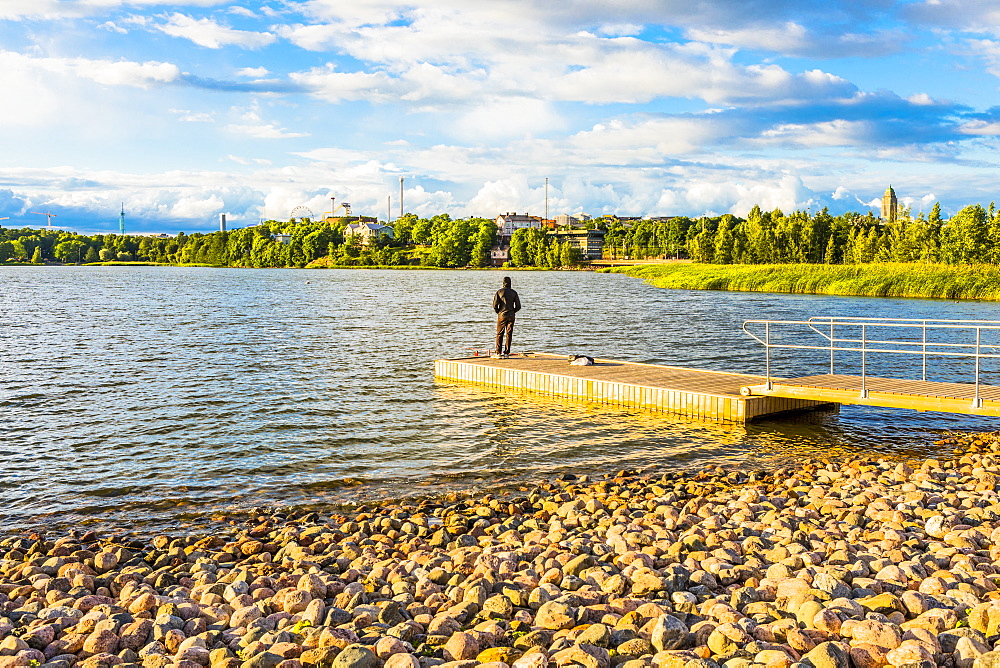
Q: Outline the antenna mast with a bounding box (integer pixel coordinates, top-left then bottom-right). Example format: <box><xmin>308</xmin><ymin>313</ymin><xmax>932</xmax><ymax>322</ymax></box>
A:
<box><xmin>545</xmin><ymin>177</ymin><xmax>549</xmax><ymax>221</ymax></box>
<box><xmin>119</xmin><ymin>203</ymin><xmax>126</xmax><ymax>235</ymax></box>
<box><xmin>399</xmin><ymin>176</ymin><xmax>404</xmax><ymax>218</ymax></box>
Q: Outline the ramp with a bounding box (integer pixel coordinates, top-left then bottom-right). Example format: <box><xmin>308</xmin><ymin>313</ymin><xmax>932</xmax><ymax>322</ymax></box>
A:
<box><xmin>742</xmin><ymin>317</ymin><xmax>1000</xmax><ymax>418</ymax></box>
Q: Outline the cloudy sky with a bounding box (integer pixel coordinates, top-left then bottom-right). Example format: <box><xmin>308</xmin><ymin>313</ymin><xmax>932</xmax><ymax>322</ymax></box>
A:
<box><xmin>1</xmin><ymin>0</ymin><xmax>999</xmax><ymax>233</ymax></box>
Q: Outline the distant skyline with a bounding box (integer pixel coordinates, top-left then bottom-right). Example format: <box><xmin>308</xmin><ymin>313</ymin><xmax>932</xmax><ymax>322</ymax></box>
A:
<box><xmin>1</xmin><ymin>1</ymin><xmax>999</xmax><ymax>234</ymax></box>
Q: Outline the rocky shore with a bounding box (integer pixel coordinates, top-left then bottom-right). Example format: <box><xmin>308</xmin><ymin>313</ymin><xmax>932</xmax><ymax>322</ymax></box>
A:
<box><xmin>4</xmin><ymin>433</ymin><xmax>1000</xmax><ymax>668</ymax></box>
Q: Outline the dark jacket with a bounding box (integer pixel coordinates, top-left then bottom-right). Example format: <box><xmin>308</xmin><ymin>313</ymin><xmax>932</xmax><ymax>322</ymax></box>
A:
<box><xmin>493</xmin><ymin>280</ymin><xmax>521</xmax><ymax>317</ymax></box>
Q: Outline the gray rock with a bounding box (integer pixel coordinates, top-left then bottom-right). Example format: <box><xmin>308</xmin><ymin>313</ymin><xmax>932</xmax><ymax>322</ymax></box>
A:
<box><xmin>331</xmin><ymin>645</ymin><xmax>380</xmax><ymax>668</ymax></box>
<box><xmin>241</xmin><ymin>652</ymin><xmax>284</xmax><ymax>668</ymax></box>
<box><xmin>940</xmin><ymin>628</ymin><xmax>988</xmax><ymax>654</ymax></box>
<box><xmin>651</xmin><ymin>614</ymin><xmax>689</xmax><ymax>652</ymax></box>
<box><xmin>811</xmin><ymin>573</ymin><xmax>851</xmax><ymax>600</ymax></box>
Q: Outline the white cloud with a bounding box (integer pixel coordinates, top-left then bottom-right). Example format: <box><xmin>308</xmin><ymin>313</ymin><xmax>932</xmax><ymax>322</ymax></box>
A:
<box><xmin>236</xmin><ymin>66</ymin><xmax>269</xmax><ymax>77</ymax></box>
<box><xmin>755</xmin><ymin>120</ymin><xmax>872</xmax><ymax>148</ymax></box>
<box><xmin>959</xmin><ymin>120</ymin><xmax>1000</xmax><ymax>135</ymax></box>
<box><xmin>281</xmin><ymin>7</ymin><xmax>855</xmax><ymax>108</ymax></box>
<box><xmin>291</xmin><ymin>64</ymin><xmax>400</xmax><ymax>102</ymax></box>
<box><xmin>686</xmin><ymin>22</ymin><xmax>904</xmax><ymax>58</ymax></box>
<box><xmin>0</xmin><ymin>50</ymin><xmax>181</xmax><ymax>89</ymax></box>
<box><xmin>0</xmin><ymin>0</ymin><xmax>228</xmax><ymax>20</ymax></box>
<box><xmin>177</xmin><ymin>112</ymin><xmax>215</xmax><ymax>122</ymax></box>
<box><xmin>98</xmin><ymin>21</ymin><xmax>128</xmax><ymax>34</ymax></box>
<box><xmin>225</xmin><ymin>109</ymin><xmax>308</xmax><ymax>138</ymax></box>
<box><xmin>453</xmin><ymin>98</ymin><xmax>564</xmax><ymax>142</ymax></box>
<box><xmin>969</xmin><ymin>39</ymin><xmax>1000</xmax><ymax>77</ymax></box>
<box><xmin>155</xmin><ymin>13</ymin><xmax>276</xmax><ymax>49</ymax></box>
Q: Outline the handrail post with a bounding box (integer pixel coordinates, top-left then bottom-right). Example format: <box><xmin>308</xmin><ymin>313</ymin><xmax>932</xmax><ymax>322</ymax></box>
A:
<box><xmin>975</xmin><ymin>327</ymin><xmax>982</xmax><ymax>409</ymax></box>
<box><xmin>765</xmin><ymin>322</ymin><xmax>772</xmax><ymax>391</ymax></box>
<box><xmin>861</xmin><ymin>324</ymin><xmax>868</xmax><ymax>399</ymax></box>
<box><xmin>830</xmin><ymin>321</ymin><xmax>834</xmax><ymax>374</ymax></box>
<box><xmin>922</xmin><ymin>320</ymin><xmax>927</xmax><ymax>381</ymax></box>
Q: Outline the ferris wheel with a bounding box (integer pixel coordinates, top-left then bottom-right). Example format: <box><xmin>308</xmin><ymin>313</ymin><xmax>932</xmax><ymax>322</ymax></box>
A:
<box><xmin>290</xmin><ymin>205</ymin><xmax>315</xmax><ymax>221</ymax></box>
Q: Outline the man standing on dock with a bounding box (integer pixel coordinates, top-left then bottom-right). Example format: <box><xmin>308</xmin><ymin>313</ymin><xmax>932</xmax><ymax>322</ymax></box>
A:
<box><xmin>493</xmin><ymin>276</ymin><xmax>521</xmax><ymax>358</ymax></box>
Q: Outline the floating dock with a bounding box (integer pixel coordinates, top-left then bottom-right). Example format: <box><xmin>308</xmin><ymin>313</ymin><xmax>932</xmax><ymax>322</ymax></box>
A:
<box><xmin>433</xmin><ymin>354</ymin><xmax>831</xmax><ymax>423</ymax></box>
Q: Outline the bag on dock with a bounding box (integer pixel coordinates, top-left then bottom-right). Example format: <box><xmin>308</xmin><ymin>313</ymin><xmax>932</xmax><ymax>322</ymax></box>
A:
<box><xmin>569</xmin><ymin>355</ymin><xmax>595</xmax><ymax>366</ymax></box>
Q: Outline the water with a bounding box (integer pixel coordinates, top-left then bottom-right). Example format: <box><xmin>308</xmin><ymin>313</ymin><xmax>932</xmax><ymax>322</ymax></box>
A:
<box><xmin>2</xmin><ymin>266</ymin><xmax>997</xmax><ymax>535</ymax></box>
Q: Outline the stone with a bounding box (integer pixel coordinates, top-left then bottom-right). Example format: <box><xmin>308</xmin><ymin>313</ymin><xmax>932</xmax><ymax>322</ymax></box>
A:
<box><xmin>242</xmin><ymin>653</ymin><xmax>284</xmax><ymax>668</ymax></box>
<box><xmin>956</xmin><ymin>636</ymin><xmax>990</xmax><ymax>668</ymax></box>
<box><xmin>330</xmin><ymin>645</ymin><xmax>379</xmax><ymax>668</ymax></box>
<box><xmin>534</xmin><ymin>602</ymin><xmax>575</xmax><ymax>631</ymax></box>
<box><xmin>511</xmin><ymin>653</ymin><xmax>548</xmax><ymax>668</ymax></box>
<box><xmin>476</xmin><ymin>648</ymin><xmax>518</xmax><ymax>664</ymax></box>
<box><xmin>849</xmin><ymin>620</ymin><xmax>901</xmax><ymax>649</ymax></box>
<box><xmin>884</xmin><ymin>640</ymin><xmax>934</xmax><ymax>666</ymax></box>
<box><xmin>848</xmin><ymin>644</ymin><xmax>888</xmax><ymax>668</ymax></box>
<box><xmin>802</xmin><ymin>641</ymin><xmax>849</xmax><ymax>668</ymax></box>
<box><xmin>550</xmin><ymin>644</ymin><xmax>609</xmax><ymax>668</ymax></box>
<box><xmin>83</xmin><ymin>631</ymin><xmax>119</xmax><ymax>656</ymax></box>
<box><xmin>651</xmin><ymin>615</ymin><xmax>689</xmax><ymax>652</ymax></box>
<box><xmin>442</xmin><ymin>633</ymin><xmax>479</xmax><ymax>662</ymax></box>
<box><xmin>300</xmin><ymin>648</ymin><xmax>340</xmax><ymax>668</ymax></box>
<box><xmin>383</xmin><ymin>656</ymin><xmax>420</xmax><ymax>668</ymax></box>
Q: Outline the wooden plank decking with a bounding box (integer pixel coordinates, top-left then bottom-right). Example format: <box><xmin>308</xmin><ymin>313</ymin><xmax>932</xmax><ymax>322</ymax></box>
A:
<box><xmin>741</xmin><ymin>374</ymin><xmax>1000</xmax><ymax>417</ymax></box>
<box><xmin>433</xmin><ymin>354</ymin><xmax>831</xmax><ymax>423</ymax></box>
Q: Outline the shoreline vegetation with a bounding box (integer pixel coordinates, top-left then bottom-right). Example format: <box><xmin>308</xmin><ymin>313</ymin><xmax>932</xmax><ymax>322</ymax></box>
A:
<box><xmin>3</xmin><ymin>431</ymin><xmax>1000</xmax><ymax>668</ymax></box>
<box><xmin>606</xmin><ymin>263</ymin><xmax>1000</xmax><ymax>302</ymax></box>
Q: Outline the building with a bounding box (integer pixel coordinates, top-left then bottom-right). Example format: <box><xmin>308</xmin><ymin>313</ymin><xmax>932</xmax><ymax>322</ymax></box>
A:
<box><xmin>554</xmin><ymin>213</ymin><xmax>592</xmax><ymax>228</ymax></box>
<box><xmin>881</xmin><ymin>185</ymin><xmax>898</xmax><ymax>222</ymax></box>
<box><xmin>345</xmin><ymin>220</ymin><xmax>394</xmax><ymax>244</ymax></box>
<box><xmin>495</xmin><ymin>213</ymin><xmax>543</xmax><ymax>238</ymax></box>
<box><xmin>489</xmin><ymin>246</ymin><xmax>510</xmax><ymax>266</ymax></box>
<box><xmin>550</xmin><ymin>228</ymin><xmax>606</xmax><ymax>260</ymax></box>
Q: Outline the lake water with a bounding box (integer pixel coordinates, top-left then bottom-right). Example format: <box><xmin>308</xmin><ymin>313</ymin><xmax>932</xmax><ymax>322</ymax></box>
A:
<box><xmin>2</xmin><ymin>266</ymin><xmax>999</xmax><ymax>534</ymax></box>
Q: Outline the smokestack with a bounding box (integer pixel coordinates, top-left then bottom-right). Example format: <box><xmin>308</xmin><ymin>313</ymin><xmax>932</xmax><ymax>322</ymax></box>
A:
<box><xmin>219</xmin><ymin>213</ymin><xmax>227</xmax><ymax>232</ymax></box>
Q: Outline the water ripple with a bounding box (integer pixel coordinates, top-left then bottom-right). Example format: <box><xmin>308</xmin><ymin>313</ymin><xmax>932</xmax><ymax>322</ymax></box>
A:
<box><xmin>1</xmin><ymin>266</ymin><xmax>996</xmax><ymax>534</ymax></box>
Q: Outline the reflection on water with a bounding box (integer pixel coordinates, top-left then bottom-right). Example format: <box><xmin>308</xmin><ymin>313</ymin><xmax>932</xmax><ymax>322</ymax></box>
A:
<box><xmin>0</xmin><ymin>266</ymin><xmax>994</xmax><ymax>534</ymax></box>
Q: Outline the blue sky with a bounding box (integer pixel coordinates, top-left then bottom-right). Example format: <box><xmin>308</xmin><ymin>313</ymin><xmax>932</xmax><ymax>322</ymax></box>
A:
<box><xmin>1</xmin><ymin>0</ymin><xmax>999</xmax><ymax>234</ymax></box>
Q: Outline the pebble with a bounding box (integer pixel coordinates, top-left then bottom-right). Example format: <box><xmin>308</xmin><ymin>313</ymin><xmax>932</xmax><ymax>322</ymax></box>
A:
<box><xmin>5</xmin><ymin>432</ymin><xmax>1000</xmax><ymax>668</ymax></box>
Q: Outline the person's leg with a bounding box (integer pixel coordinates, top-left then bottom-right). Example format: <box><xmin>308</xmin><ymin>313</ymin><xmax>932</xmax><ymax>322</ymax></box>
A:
<box><xmin>503</xmin><ymin>317</ymin><xmax>515</xmax><ymax>355</ymax></box>
<box><xmin>495</xmin><ymin>316</ymin><xmax>505</xmax><ymax>355</ymax></box>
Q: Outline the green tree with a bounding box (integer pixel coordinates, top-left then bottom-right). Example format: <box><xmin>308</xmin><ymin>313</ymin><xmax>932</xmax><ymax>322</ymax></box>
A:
<box><xmin>54</xmin><ymin>239</ymin><xmax>85</xmax><ymax>263</ymax></box>
<box><xmin>30</xmin><ymin>246</ymin><xmax>42</xmax><ymax>263</ymax></box>
<box><xmin>84</xmin><ymin>246</ymin><xmax>99</xmax><ymax>263</ymax></box>
<box><xmin>509</xmin><ymin>228</ymin><xmax>531</xmax><ymax>266</ymax></box>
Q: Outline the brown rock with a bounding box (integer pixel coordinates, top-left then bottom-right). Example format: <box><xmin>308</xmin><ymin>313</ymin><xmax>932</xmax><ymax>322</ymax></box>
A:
<box><xmin>443</xmin><ymin>632</ymin><xmax>480</xmax><ymax>662</ymax></box>
<box><xmin>300</xmin><ymin>647</ymin><xmax>340</xmax><ymax>668</ymax></box>
<box><xmin>83</xmin><ymin>630</ymin><xmax>119</xmax><ymax>656</ymax></box>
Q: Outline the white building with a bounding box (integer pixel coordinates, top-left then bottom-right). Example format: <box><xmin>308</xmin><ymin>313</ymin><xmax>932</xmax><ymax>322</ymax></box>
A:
<box><xmin>345</xmin><ymin>221</ymin><xmax>394</xmax><ymax>244</ymax></box>
<box><xmin>495</xmin><ymin>213</ymin><xmax>543</xmax><ymax>237</ymax></box>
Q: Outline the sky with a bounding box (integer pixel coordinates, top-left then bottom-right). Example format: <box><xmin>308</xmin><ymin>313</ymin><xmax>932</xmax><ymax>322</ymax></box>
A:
<box><xmin>1</xmin><ymin>0</ymin><xmax>999</xmax><ymax>234</ymax></box>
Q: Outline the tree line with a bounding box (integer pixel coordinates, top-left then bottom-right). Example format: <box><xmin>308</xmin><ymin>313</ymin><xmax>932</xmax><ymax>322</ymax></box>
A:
<box><xmin>2</xmin><ymin>201</ymin><xmax>997</xmax><ymax>268</ymax></box>
<box><xmin>0</xmin><ymin>214</ymin><xmax>582</xmax><ymax>268</ymax></box>
<box><xmin>611</xmin><ymin>203</ymin><xmax>1000</xmax><ymax>265</ymax></box>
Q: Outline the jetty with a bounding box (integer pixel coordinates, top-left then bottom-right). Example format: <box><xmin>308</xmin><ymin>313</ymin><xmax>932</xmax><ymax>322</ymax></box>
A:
<box><xmin>433</xmin><ymin>354</ymin><xmax>830</xmax><ymax>423</ymax></box>
<box><xmin>435</xmin><ymin>316</ymin><xmax>1000</xmax><ymax>423</ymax></box>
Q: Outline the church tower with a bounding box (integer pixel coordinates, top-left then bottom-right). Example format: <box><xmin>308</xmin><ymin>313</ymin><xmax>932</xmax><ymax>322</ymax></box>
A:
<box><xmin>881</xmin><ymin>185</ymin><xmax>897</xmax><ymax>222</ymax></box>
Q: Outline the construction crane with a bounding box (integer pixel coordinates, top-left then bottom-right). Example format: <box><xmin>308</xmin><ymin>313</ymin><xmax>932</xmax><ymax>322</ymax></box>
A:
<box><xmin>30</xmin><ymin>211</ymin><xmax>58</xmax><ymax>227</ymax></box>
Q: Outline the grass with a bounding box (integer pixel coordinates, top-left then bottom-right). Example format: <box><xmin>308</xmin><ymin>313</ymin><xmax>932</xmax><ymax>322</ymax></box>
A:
<box><xmin>604</xmin><ymin>263</ymin><xmax>1000</xmax><ymax>301</ymax></box>
<box><xmin>83</xmin><ymin>262</ymin><xmax>221</xmax><ymax>267</ymax></box>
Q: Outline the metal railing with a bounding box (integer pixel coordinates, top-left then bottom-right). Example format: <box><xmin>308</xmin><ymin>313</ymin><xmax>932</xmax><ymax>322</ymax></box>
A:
<box><xmin>742</xmin><ymin>317</ymin><xmax>1000</xmax><ymax>408</ymax></box>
